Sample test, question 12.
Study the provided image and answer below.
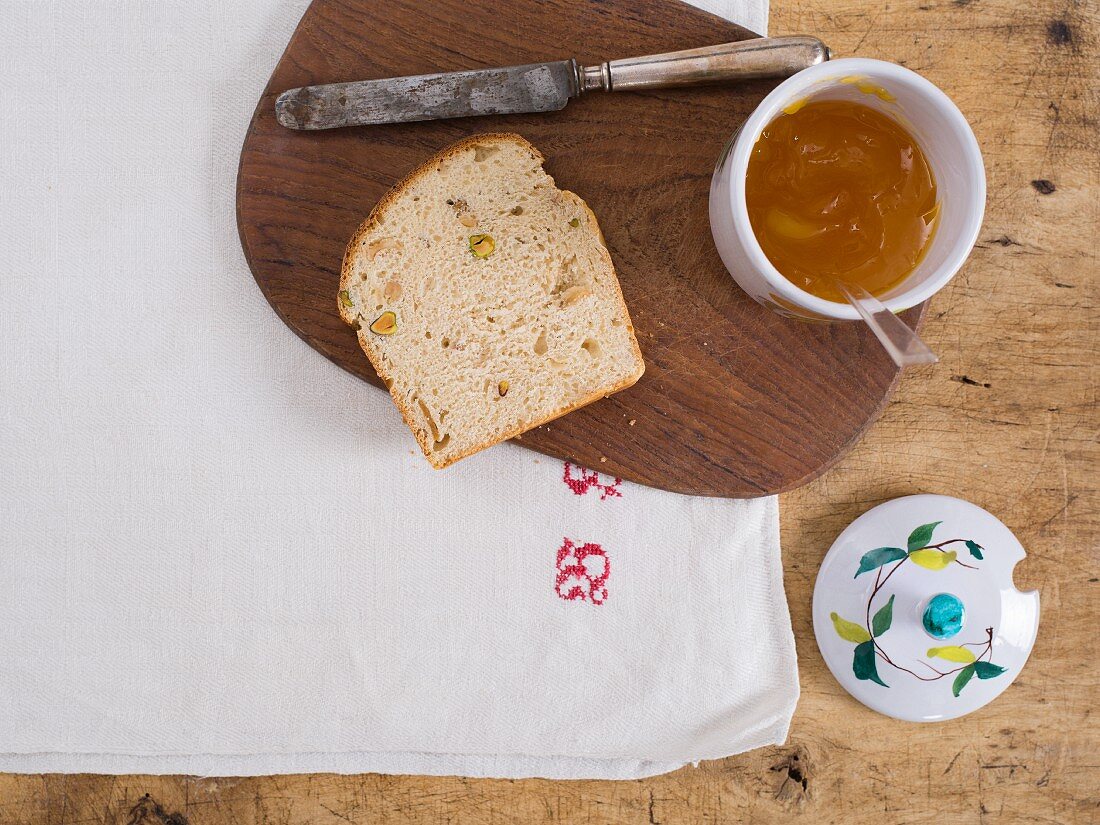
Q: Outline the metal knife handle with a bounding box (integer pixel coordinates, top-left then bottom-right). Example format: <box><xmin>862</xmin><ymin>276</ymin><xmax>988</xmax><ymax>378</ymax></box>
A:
<box><xmin>578</xmin><ymin>36</ymin><xmax>829</xmax><ymax>92</ymax></box>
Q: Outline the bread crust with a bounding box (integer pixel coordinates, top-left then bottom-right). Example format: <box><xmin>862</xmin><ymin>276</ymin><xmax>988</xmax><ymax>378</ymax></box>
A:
<box><xmin>340</xmin><ymin>132</ymin><xmax>644</xmax><ymax>468</ymax></box>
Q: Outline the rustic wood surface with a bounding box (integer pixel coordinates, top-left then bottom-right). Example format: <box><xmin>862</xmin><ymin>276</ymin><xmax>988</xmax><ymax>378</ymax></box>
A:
<box><xmin>4</xmin><ymin>0</ymin><xmax>1096</xmax><ymax>821</ymax></box>
<box><xmin>236</xmin><ymin>0</ymin><xmax>925</xmax><ymax>498</ymax></box>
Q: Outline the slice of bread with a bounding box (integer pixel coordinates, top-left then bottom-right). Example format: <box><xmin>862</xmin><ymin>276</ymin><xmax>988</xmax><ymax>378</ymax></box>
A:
<box><xmin>338</xmin><ymin>133</ymin><xmax>645</xmax><ymax>468</ymax></box>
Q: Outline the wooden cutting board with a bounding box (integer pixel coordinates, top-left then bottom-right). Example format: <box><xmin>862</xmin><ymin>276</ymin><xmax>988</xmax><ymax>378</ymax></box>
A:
<box><xmin>236</xmin><ymin>0</ymin><xmax>926</xmax><ymax>497</ymax></box>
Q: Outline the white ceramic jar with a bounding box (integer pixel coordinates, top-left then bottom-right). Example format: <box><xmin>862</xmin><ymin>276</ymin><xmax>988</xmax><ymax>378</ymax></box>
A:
<box><xmin>709</xmin><ymin>58</ymin><xmax>986</xmax><ymax>321</ymax></box>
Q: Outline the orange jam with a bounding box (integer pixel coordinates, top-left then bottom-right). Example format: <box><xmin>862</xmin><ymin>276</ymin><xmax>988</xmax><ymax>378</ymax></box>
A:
<box><xmin>745</xmin><ymin>98</ymin><xmax>939</xmax><ymax>303</ymax></box>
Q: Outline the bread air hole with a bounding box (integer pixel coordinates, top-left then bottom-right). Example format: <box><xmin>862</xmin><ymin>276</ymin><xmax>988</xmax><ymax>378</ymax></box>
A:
<box><xmin>442</xmin><ymin>337</ymin><xmax>450</xmax><ymax>349</ymax></box>
<box><xmin>367</xmin><ymin>238</ymin><xmax>401</xmax><ymax>260</ymax></box>
<box><xmin>581</xmin><ymin>338</ymin><xmax>602</xmax><ymax>359</ymax></box>
<box><xmin>473</xmin><ymin>145</ymin><xmax>500</xmax><ymax>162</ymax></box>
<box><xmin>533</xmin><ymin>331</ymin><xmax>548</xmax><ymax>355</ymax></box>
<box><xmin>417</xmin><ymin>398</ymin><xmax>443</xmax><ymax>443</ymax></box>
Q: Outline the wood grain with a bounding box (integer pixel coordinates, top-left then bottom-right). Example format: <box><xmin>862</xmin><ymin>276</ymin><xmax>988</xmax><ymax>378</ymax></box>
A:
<box><xmin>236</xmin><ymin>0</ymin><xmax>925</xmax><ymax>497</ymax></box>
<box><xmin>4</xmin><ymin>0</ymin><xmax>1095</xmax><ymax>822</ymax></box>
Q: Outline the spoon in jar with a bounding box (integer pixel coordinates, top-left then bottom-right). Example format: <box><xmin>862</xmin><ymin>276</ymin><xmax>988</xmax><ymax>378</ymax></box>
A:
<box><xmin>833</xmin><ymin>279</ymin><xmax>938</xmax><ymax>367</ymax></box>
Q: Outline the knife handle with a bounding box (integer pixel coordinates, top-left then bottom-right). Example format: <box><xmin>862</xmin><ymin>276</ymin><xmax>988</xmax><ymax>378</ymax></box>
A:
<box><xmin>578</xmin><ymin>36</ymin><xmax>829</xmax><ymax>92</ymax></box>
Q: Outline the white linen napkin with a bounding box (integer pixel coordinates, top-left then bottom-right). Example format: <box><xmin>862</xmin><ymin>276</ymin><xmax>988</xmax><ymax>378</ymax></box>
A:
<box><xmin>0</xmin><ymin>0</ymin><xmax>792</xmax><ymax>780</ymax></box>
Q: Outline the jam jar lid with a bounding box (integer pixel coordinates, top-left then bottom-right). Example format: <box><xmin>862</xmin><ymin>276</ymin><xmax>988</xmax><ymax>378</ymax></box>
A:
<box><xmin>812</xmin><ymin>494</ymin><xmax>1039</xmax><ymax>722</ymax></box>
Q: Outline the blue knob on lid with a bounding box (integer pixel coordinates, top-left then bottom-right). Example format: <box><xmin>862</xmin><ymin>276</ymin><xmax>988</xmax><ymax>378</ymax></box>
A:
<box><xmin>922</xmin><ymin>593</ymin><xmax>965</xmax><ymax>639</ymax></box>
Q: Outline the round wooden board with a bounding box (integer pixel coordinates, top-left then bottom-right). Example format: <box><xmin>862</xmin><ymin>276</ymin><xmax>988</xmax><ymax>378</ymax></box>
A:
<box><xmin>236</xmin><ymin>0</ymin><xmax>926</xmax><ymax>497</ymax></box>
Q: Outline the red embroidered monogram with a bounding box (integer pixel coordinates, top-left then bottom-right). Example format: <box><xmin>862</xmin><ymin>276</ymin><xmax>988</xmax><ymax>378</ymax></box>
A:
<box><xmin>555</xmin><ymin>538</ymin><xmax>609</xmax><ymax>604</ymax></box>
<box><xmin>562</xmin><ymin>461</ymin><xmax>622</xmax><ymax>500</ymax></box>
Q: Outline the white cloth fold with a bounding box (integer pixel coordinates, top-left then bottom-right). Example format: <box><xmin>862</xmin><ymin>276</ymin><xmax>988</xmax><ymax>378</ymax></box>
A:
<box><xmin>0</xmin><ymin>0</ymin><xmax>793</xmax><ymax>779</ymax></box>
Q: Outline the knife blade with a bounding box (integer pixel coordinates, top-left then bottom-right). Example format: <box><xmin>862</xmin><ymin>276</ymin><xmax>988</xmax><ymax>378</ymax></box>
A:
<box><xmin>276</xmin><ymin>36</ymin><xmax>829</xmax><ymax>130</ymax></box>
<box><xmin>276</xmin><ymin>61</ymin><xmax>578</xmax><ymax>130</ymax></box>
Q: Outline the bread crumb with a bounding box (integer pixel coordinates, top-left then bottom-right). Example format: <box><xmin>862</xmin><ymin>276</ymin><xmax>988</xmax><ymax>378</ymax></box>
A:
<box><xmin>628</xmin><ymin>419</ymin><xmax>636</xmax><ymax>426</ymax></box>
<box><xmin>600</xmin><ymin>456</ymin><xmax>607</xmax><ymax>463</ymax></box>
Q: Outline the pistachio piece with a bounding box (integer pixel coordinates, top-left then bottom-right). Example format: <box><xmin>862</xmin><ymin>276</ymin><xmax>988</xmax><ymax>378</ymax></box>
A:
<box><xmin>561</xmin><ymin>285</ymin><xmax>591</xmax><ymax>306</ymax></box>
<box><xmin>569</xmin><ymin>217</ymin><xmax>580</xmax><ymax>228</ymax></box>
<box><xmin>498</xmin><ymin>380</ymin><xmax>509</xmax><ymax>397</ymax></box>
<box><xmin>338</xmin><ymin>289</ymin><xmax>354</xmax><ymax>308</ymax></box>
<box><xmin>369</xmin><ymin>311</ymin><xmax>397</xmax><ymax>335</ymax></box>
<box><xmin>383</xmin><ymin>280</ymin><xmax>403</xmax><ymax>301</ymax></box>
<box><xmin>468</xmin><ymin>233</ymin><xmax>495</xmax><ymax>258</ymax></box>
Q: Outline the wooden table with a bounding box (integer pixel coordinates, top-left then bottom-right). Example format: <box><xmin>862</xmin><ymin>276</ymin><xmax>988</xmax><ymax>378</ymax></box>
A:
<box><xmin>2</xmin><ymin>0</ymin><xmax>1094</xmax><ymax>821</ymax></box>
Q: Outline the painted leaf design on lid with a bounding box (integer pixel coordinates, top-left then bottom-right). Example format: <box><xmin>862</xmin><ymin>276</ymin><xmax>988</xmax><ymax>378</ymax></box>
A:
<box><xmin>853</xmin><ymin>640</ymin><xmax>887</xmax><ymax>687</ymax></box>
<box><xmin>952</xmin><ymin>664</ymin><xmax>976</xmax><ymax>697</ymax></box>
<box><xmin>871</xmin><ymin>594</ymin><xmax>895</xmax><ymax>637</ymax></box>
<box><xmin>855</xmin><ymin>546</ymin><xmax>907</xmax><ymax>578</ymax></box>
<box><xmin>831</xmin><ymin>612</ymin><xmax>871</xmax><ymax>644</ymax></box>
<box><xmin>907</xmin><ymin>521</ymin><xmax>942</xmax><ymax>551</ymax></box>
<box><xmin>927</xmin><ymin>646</ymin><xmax>977</xmax><ymax>664</ymax></box>
<box><xmin>909</xmin><ymin>549</ymin><xmax>956</xmax><ymax>570</ymax></box>
<box><xmin>973</xmin><ymin>661</ymin><xmax>1007</xmax><ymax>679</ymax></box>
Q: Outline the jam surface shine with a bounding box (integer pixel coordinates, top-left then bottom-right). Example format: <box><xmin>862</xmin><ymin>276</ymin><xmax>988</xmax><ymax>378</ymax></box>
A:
<box><xmin>745</xmin><ymin>98</ymin><xmax>939</xmax><ymax>303</ymax></box>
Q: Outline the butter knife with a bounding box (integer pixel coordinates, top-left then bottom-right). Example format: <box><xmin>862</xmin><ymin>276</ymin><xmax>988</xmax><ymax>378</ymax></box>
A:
<box><xmin>276</xmin><ymin>36</ymin><xmax>829</xmax><ymax>130</ymax></box>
